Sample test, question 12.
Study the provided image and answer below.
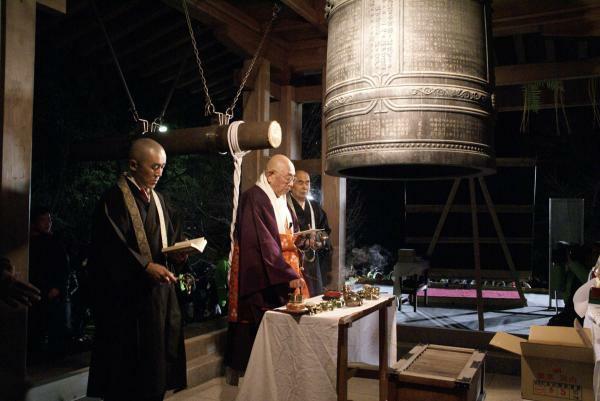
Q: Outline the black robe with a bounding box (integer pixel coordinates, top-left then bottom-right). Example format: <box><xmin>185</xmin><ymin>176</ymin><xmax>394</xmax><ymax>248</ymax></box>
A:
<box><xmin>87</xmin><ymin>180</ymin><xmax>186</xmax><ymax>400</ymax></box>
<box><xmin>28</xmin><ymin>232</ymin><xmax>70</xmax><ymax>355</ymax></box>
<box><xmin>289</xmin><ymin>196</ymin><xmax>332</xmax><ymax>295</ymax></box>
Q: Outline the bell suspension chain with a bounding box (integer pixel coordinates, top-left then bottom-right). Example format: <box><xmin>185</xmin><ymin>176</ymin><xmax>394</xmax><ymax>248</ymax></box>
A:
<box><xmin>181</xmin><ymin>0</ymin><xmax>280</xmax><ymax>126</ymax></box>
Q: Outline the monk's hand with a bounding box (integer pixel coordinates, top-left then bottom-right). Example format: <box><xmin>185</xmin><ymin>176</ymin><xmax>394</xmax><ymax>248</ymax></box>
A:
<box><xmin>295</xmin><ymin>234</ymin><xmax>310</xmax><ymax>250</ymax></box>
<box><xmin>289</xmin><ymin>278</ymin><xmax>306</xmax><ymax>289</ymax></box>
<box><xmin>0</xmin><ymin>269</ymin><xmax>41</xmax><ymax>308</ymax></box>
<box><xmin>146</xmin><ymin>262</ymin><xmax>177</xmax><ymax>284</ymax></box>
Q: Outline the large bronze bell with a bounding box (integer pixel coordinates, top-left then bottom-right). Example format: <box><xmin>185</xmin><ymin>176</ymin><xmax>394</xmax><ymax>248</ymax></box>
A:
<box><xmin>324</xmin><ymin>0</ymin><xmax>495</xmax><ymax>180</ymax></box>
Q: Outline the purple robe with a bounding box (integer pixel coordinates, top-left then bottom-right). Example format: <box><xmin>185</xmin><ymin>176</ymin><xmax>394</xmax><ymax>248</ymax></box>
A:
<box><xmin>225</xmin><ymin>185</ymin><xmax>300</xmax><ymax>371</ymax></box>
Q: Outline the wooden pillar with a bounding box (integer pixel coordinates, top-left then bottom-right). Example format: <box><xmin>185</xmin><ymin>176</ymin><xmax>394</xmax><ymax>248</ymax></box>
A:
<box><xmin>0</xmin><ymin>0</ymin><xmax>36</xmax><ymax>398</ymax></box>
<box><xmin>241</xmin><ymin>59</ymin><xmax>270</xmax><ymax>192</ymax></box>
<box><xmin>321</xmin><ymin>171</ymin><xmax>346</xmax><ymax>289</ymax></box>
<box><xmin>270</xmin><ymin>85</ymin><xmax>301</xmax><ymax>159</ymax></box>
<box><xmin>321</xmin><ymin>64</ymin><xmax>346</xmax><ymax>289</ymax></box>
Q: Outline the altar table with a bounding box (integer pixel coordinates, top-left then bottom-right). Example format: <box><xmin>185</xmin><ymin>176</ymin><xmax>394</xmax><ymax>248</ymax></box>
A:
<box><xmin>235</xmin><ymin>296</ymin><xmax>397</xmax><ymax>401</ymax></box>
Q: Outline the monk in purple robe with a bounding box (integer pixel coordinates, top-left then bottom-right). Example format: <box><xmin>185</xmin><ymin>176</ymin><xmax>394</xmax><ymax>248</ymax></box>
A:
<box><xmin>225</xmin><ymin>154</ymin><xmax>306</xmax><ymax>379</ymax></box>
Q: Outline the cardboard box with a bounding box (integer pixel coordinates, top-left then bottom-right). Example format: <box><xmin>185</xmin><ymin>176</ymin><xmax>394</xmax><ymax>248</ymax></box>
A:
<box><xmin>491</xmin><ymin>326</ymin><xmax>595</xmax><ymax>401</ymax></box>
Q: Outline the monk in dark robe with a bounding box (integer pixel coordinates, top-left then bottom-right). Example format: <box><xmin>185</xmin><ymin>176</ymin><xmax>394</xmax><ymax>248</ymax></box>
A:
<box><xmin>225</xmin><ymin>154</ymin><xmax>306</xmax><ymax>380</ymax></box>
<box><xmin>87</xmin><ymin>138</ymin><xmax>187</xmax><ymax>401</ymax></box>
<box><xmin>287</xmin><ymin>170</ymin><xmax>332</xmax><ymax>296</ymax></box>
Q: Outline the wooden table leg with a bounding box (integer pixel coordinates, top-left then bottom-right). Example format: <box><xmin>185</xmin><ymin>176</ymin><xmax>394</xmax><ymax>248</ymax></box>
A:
<box><xmin>337</xmin><ymin>324</ymin><xmax>349</xmax><ymax>401</ymax></box>
<box><xmin>379</xmin><ymin>306</ymin><xmax>388</xmax><ymax>401</ymax></box>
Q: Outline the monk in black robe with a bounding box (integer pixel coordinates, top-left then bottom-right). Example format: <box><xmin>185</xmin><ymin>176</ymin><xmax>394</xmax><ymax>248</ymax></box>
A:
<box><xmin>28</xmin><ymin>207</ymin><xmax>70</xmax><ymax>359</ymax></box>
<box><xmin>225</xmin><ymin>154</ymin><xmax>306</xmax><ymax>379</ymax></box>
<box><xmin>87</xmin><ymin>138</ymin><xmax>186</xmax><ymax>401</ymax></box>
<box><xmin>287</xmin><ymin>170</ymin><xmax>332</xmax><ymax>296</ymax></box>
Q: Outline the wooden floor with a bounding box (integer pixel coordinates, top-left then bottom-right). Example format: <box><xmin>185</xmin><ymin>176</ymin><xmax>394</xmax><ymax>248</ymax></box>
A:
<box><xmin>167</xmin><ymin>373</ymin><xmax>523</xmax><ymax>401</ymax></box>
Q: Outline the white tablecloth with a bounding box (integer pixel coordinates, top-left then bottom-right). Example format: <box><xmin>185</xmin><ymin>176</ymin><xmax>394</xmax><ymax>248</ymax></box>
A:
<box><xmin>236</xmin><ymin>296</ymin><xmax>397</xmax><ymax>401</ymax></box>
<box><xmin>584</xmin><ymin>304</ymin><xmax>600</xmax><ymax>401</ymax></box>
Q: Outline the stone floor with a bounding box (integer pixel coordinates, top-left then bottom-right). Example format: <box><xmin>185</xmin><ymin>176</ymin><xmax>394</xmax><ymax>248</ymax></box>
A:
<box><xmin>167</xmin><ymin>373</ymin><xmax>523</xmax><ymax>401</ymax></box>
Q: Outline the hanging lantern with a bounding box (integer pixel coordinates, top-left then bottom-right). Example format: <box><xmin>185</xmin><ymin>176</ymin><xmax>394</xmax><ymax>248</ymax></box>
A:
<box><xmin>324</xmin><ymin>0</ymin><xmax>495</xmax><ymax>180</ymax></box>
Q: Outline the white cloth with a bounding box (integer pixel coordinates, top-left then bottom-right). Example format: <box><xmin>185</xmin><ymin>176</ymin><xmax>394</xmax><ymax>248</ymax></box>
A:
<box><xmin>575</xmin><ymin>279</ymin><xmax>597</xmax><ymax>318</ymax></box>
<box><xmin>236</xmin><ymin>297</ymin><xmax>397</xmax><ymax>401</ymax></box>
<box><xmin>583</xmin><ymin>304</ymin><xmax>600</xmax><ymax>401</ymax></box>
<box><xmin>256</xmin><ymin>172</ymin><xmax>293</xmax><ymax>234</ymax></box>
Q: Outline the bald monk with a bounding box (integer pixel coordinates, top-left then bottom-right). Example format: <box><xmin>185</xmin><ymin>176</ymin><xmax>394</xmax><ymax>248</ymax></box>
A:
<box><xmin>288</xmin><ymin>170</ymin><xmax>332</xmax><ymax>296</ymax></box>
<box><xmin>87</xmin><ymin>138</ymin><xmax>187</xmax><ymax>401</ymax></box>
<box><xmin>225</xmin><ymin>154</ymin><xmax>306</xmax><ymax>379</ymax></box>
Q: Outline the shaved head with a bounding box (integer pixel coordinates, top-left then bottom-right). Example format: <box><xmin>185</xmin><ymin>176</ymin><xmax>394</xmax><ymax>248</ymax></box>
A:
<box><xmin>265</xmin><ymin>154</ymin><xmax>295</xmax><ymax>197</ymax></box>
<box><xmin>295</xmin><ymin>170</ymin><xmax>309</xmax><ymax>180</ymax></box>
<box><xmin>291</xmin><ymin>170</ymin><xmax>310</xmax><ymax>202</ymax></box>
<box><xmin>129</xmin><ymin>138</ymin><xmax>165</xmax><ymax>162</ymax></box>
<box><xmin>128</xmin><ymin>138</ymin><xmax>167</xmax><ymax>190</ymax></box>
<box><xmin>266</xmin><ymin>154</ymin><xmax>294</xmax><ymax>175</ymax></box>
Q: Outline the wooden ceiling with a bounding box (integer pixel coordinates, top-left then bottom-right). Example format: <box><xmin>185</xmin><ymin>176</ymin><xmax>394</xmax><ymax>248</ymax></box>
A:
<box><xmin>37</xmin><ymin>0</ymin><xmax>600</xmax><ymax>112</ymax></box>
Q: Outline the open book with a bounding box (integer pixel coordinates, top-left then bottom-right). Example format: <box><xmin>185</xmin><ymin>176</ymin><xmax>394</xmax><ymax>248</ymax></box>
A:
<box><xmin>162</xmin><ymin>237</ymin><xmax>207</xmax><ymax>254</ymax></box>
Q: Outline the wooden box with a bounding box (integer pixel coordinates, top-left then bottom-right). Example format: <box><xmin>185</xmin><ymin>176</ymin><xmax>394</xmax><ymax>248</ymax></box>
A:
<box><xmin>389</xmin><ymin>344</ymin><xmax>486</xmax><ymax>401</ymax></box>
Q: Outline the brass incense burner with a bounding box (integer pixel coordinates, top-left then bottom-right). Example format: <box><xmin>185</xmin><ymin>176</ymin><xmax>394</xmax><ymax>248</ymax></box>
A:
<box><xmin>343</xmin><ymin>284</ymin><xmax>363</xmax><ymax>307</ymax></box>
<box><xmin>359</xmin><ymin>284</ymin><xmax>380</xmax><ymax>300</ymax></box>
<box><xmin>305</xmin><ymin>298</ymin><xmax>345</xmax><ymax>315</ymax></box>
<box><xmin>286</xmin><ymin>291</ymin><xmax>306</xmax><ymax>312</ymax></box>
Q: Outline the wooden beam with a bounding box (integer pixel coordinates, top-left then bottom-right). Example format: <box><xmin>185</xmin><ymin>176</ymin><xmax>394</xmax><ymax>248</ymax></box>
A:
<box><xmin>288</xmin><ymin>45</ymin><xmax>326</xmax><ymax>73</ymax></box>
<box><xmin>492</xmin><ymin>0</ymin><xmax>600</xmax><ymax>37</ymax></box>
<box><xmin>187</xmin><ymin>0</ymin><xmax>261</xmax><ymax>32</ymax></box>
<box><xmin>406</xmin><ymin>204</ymin><xmax>533</xmax><ymax>214</ymax></box>
<box><xmin>541</xmin><ymin>20</ymin><xmax>600</xmax><ymax>37</ymax></box>
<box><xmin>468</xmin><ymin>178</ymin><xmax>484</xmax><ymax>331</ymax></box>
<box><xmin>495</xmin><ymin>158</ymin><xmax>536</xmax><ymax>167</ymax></box>
<box><xmin>478</xmin><ymin>177</ymin><xmax>527</xmax><ymax>305</ymax></box>
<box><xmin>270</xmin><ymin>81</ymin><xmax>281</xmax><ymax>100</ymax></box>
<box><xmin>142</xmin><ymin>50</ymin><xmax>194</xmax><ymax>79</ymax></box>
<box><xmin>97</xmin><ymin>22</ymin><xmax>188</xmax><ymax>64</ymax></box>
<box><xmin>55</xmin><ymin>0</ymin><xmax>144</xmax><ymax>49</ymax></box>
<box><xmin>36</xmin><ymin>0</ymin><xmax>66</xmax><ymax>13</ymax></box>
<box><xmin>190</xmin><ymin>80</ymin><xmax>233</xmax><ymax>95</ymax></box>
<box><xmin>270</xmin><ymin>86</ymin><xmax>302</xmax><ymax>159</ymax></box>
<box><xmin>427</xmin><ymin>179</ymin><xmax>461</xmax><ymax>257</ymax></box>
<box><xmin>294</xmin><ymin>85</ymin><xmax>322</xmax><ymax>103</ymax></box>
<box><xmin>175</xmin><ymin>58</ymin><xmax>238</xmax><ymax>89</ymax></box>
<box><xmin>164</xmin><ymin>0</ymin><xmax>325</xmax><ymax>73</ymax></box>
<box><xmin>293</xmin><ymin>158</ymin><xmax>322</xmax><ymax>175</ymax></box>
<box><xmin>38</xmin><ymin>0</ymin><xmax>85</xmax><ymax>35</ymax></box>
<box><xmin>280</xmin><ymin>0</ymin><xmax>327</xmax><ymax>35</ymax></box>
<box><xmin>0</xmin><ymin>1</ymin><xmax>36</xmax><ymax>398</ymax></box>
<box><xmin>406</xmin><ymin>237</ymin><xmax>534</xmax><ymax>245</ymax></box>
<box><xmin>289</xmin><ymin>38</ymin><xmax>326</xmax><ymax>51</ymax></box>
<box><xmin>163</xmin><ymin>0</ymin><xmax>288</xmax><ymax>70</ymax></box>
<box><xmin>203</xmin><ymin>85</ymin><xmax>234</xmax><ymax>101</ymax></box>
<box><xmin>82</xmin><ymin>7</ymin><xmax>170</xmax><ymax>57</ymax></box>
<box><xmin>496</xmin><ymin>58</ymin><xmax>600</xmax><ymax>86</ymax></box>
<box><xmin>124</xmin><ymin>36</ymin><xmax>191</xmax><ymax>72</ymax></box>
<box><xmin>272</xmin><ymin>19</ymin><xmax>312</xmax><ymax>33</ymax></box>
